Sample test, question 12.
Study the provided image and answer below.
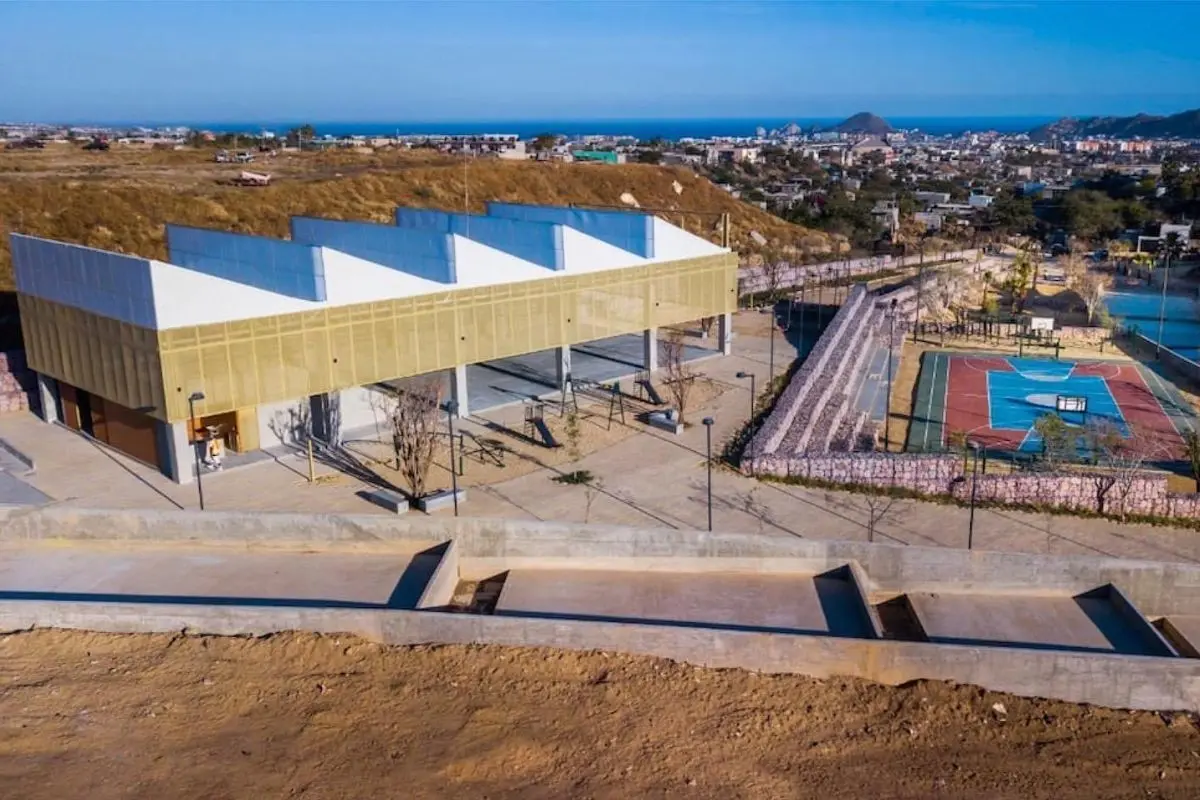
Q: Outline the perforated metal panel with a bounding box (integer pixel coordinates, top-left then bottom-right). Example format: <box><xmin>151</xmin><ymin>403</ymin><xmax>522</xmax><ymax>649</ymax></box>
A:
<box><xmin>24</xmin><ymin>252</ymin><xmax>736</xmax><ymax>422</ymax></box>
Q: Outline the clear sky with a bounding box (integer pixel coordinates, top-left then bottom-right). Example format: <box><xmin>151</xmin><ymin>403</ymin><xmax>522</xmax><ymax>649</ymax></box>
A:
<box><xmin>3</xmin><ymin>0</ymin><xmax>1199</xmax><ymax>123</ymax></box>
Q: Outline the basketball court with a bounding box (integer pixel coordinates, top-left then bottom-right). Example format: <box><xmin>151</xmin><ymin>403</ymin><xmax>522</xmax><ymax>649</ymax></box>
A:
<box><xmin>907</xmin><ymin>351</ymin><xmax>1197</xmax><ymax>460</ymax></box>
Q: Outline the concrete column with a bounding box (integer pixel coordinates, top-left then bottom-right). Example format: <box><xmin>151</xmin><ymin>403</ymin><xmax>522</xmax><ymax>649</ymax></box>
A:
<box><xmin>159</xmin><ymin>420</ymin><xmax>195</xmax><ymax>485</ymax></box>
<box><xmin>451</xmin><ymin>364</ymin><xmax>469</xmax><ymax>418</ymax></box>
<box><xmin>718</xmin><ymin>313</ymin><xmax>734</xmax><ymax>356</ymax></box>
<box><xmin>643</xmin><ymin>328</ymin><xmax>659</xmax><ymax>373</ymax></box>
<box><xmin>35</xmin><ymin>373</ymin><xmax>59</xmax><ymax>424</ymax></box>
<box><xmin>555</xmin><ymin>346</ymin><xmax>572</xmax><ymax>390</ymax></box>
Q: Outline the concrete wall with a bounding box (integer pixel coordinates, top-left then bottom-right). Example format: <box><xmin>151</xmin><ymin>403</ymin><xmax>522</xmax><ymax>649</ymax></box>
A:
<box><xmin>165</xmin><ymin>224</ymin><xmax>327</xmax><ymax>302</ymax></box>
<box><xmin>10</xmin><ymin>234</ymin><xmax>158</xmax><ymax>328</ymax></box>
<box><xmin>1</xmin><ymin>598</ymin><xmax>1197</xmax><ymax>711</ymax></box>
<box><xmin>254</xmin><ymin>386</ymin><xmax>383</xmax><ymax>448</ymax></box>
<box><xmin>10</xmin><ymin>507</ymin><xmax>1200</xmax><ymax>709</ymax></box>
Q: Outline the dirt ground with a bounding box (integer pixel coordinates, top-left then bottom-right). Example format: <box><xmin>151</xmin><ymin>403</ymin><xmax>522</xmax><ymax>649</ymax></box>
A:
<box><xmin>2</xmin><ymin>630</ymin><xmax>1199</xmax><ymax>800</ymax></box>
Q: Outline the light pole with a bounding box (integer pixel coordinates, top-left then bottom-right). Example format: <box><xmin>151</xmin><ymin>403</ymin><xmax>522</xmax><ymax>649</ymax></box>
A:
<box><xmin>446</xmin><ymin>399</ymin><xmax>459</xmax><ymax>517</ymax></box>
<box><xmin>702</xmin><ymin>417</ymin><xmax>715</xmax><ymax>532</ymax></box>
<box><xmin>187</xmin><ymin>391</ymin><xmax>206</xmax><ymax>511</ymax></box>
<box><xmin>799</xmin><ymin>277</ymin><xmax>807</xmax><ymax>356</ymax></box>
<box><xmin>735</xmin><ymin>371</ymin><xmax>756</xmax><ymax>423</ymax></box>
<box><xmin>885</xmin><ymin>298</ymin><xmax>897</xmax><ymax>452</ymax></box>
<box><xmin>1156</xmin><ymin>251</ymin><xmax>1171</xmax><ymax>358</ymax></box>
<box><xmin>913</xmin><ymin>262</ymin><xmax>925</xmax><ymax>343</ymax></box>
<box><xmin>768</xmin><ymin>310</ymin><xmax>776</xmax><ymax>389</ymax></box>
<box><xmin>967</xmin><ymin>441</ymin><xmax>980</xmax><ymax>550</ymax></box>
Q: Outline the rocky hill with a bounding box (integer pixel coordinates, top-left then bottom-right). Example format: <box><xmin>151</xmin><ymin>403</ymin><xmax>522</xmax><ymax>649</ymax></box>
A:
<box><xmin>0</xmin><ymin>148</ymin><xmax>828</xmax><ymax>292</ymax></box>
<box><xmin>1030</xmin><ymin>108</ymin><xmax>1200</xmax><ymax>140</ymax></box>
<box><xmin>827</xmin><ymin>112</ymin><xmax>893</xmax><ymax>135</ymax></box>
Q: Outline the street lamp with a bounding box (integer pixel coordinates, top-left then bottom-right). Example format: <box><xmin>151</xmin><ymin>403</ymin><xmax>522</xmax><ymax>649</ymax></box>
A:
<box><xmin>768</xmin><ymin>308</ymin><xmax>777</xmax><ymax>389</ymax></box>
<box><xmin>799</xmin><ymin>277</ymin><xmax>808</xmax><ymax>356</ymax></box>
<box><xmin>445</xmin><ymin>399</ymin><xmax>459</xmax><ymax>517</ymax></box>
<box><xmin>885</xmin><ymin>298</ymin><xmax>897</xmax><ymax>452</ymax></box>
<box><xmin>1156</xmin><ymin>251</ymin><xmax>1172</xmax><ymax>358</ymax></box>
<box><xmin>187</xmin><ymin>391</ymin><xmax>206</xmax><ymax>511</ymax></box>
<box><xmin>735</xmin><ymin>371</ymin><xmax>757</xmax><ymax>423</ymax></box>
<box><xmin>702</xmin><ymin>417</ymin><xmax>715</xmax><ymax>532</ymax></box>
<box><xmin>967</xmin><ymin>441</ymin><xmax>980</xmax><ymax>550</ymax></box>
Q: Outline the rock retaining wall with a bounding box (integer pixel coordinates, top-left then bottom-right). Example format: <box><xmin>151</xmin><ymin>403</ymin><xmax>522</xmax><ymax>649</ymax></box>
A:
<box><xmin>745</xmin><ymin>451</ymin><xmax>1200</xmax><ymax>524</ymax></box>
<box><xmin>738</xmin><ymin>249</ymin><xmax>979</xmax><ymax>296</ymax></box>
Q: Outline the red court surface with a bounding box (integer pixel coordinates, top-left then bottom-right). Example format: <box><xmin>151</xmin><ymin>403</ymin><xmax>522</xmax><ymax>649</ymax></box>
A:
<box><xmin>940</xmin><ymin>354</ymin><xmax>1188</xmax><ymax>459</ymax></box>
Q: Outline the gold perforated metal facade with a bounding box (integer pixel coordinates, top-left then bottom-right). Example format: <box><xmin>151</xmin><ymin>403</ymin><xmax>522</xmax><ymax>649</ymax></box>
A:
<box><xmin>18</xmin><ymin>294</ymin><xmax>166</xmax><ymax>416</ymax></box>
<box><xmin>20</xmin><ymin>252</ymin><xmax>737</xmax><ymax>423</ymax></box>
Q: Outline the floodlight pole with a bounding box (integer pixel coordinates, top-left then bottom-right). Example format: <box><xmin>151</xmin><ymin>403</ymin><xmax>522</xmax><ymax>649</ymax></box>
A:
<box><xmin>703</xmin><ymin>417</ymin><xmax>715</xmax><ymax>532</ymax></box>
<box><xmin>1156</xmin><ymin>252</ymin><xmax>1170</xmax><ymax>358</ymax></box>
<box><xmin>446</xmin><ymin>399</ymin><xmax>459</xmax><ymax>517</ymax></box>
<box><xmin>735</xmin><ymin>371</ymin><xmax>756</xmax><ymax>424</ymax></box>
<box><xmin>187</xmin><ymin>391</ymin><xmax>206</xmax><ymax>511</ymax></box>
<box><xmin>967</xmin><ymin>441</ymin><xmax>980</xmax><ymax>550</ymax></box>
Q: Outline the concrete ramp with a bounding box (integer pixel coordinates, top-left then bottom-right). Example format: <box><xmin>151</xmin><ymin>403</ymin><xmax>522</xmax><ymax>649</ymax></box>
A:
<box><xmin>905</xmin><ymin>585</ymin><xmax>1175</xmax><ymax>657</ymax></box>
<box><xmin>493</xmin><ymin>566</ymin><xmax>879</xmax><ymax>638</ymax></box>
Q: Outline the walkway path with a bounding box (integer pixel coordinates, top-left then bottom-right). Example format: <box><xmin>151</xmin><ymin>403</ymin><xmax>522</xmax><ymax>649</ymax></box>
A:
<box><xmin>1</xmin><ymin>313</ymin><xmax>1198</xmax><ymax>565</ymax></box>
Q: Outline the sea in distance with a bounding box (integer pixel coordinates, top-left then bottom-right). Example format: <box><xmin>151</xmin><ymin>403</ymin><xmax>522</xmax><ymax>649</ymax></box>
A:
<box><xmin>139</xmin><ymin>116</ymin><xmax>1058</xmax><ymax>139</ymax></box>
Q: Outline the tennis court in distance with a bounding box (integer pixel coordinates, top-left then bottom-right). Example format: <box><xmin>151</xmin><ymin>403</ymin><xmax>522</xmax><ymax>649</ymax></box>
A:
<box><xmin>907</xmin><ymin>351</ymin><xmax>1198</xmax><ymax>460</ymax></box>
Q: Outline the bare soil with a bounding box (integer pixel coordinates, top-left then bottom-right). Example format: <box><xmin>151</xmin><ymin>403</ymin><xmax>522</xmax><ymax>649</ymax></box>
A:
<box><xmin>2</xmin><ymin>629</ymin><xmax>1199</xmax><ymax>799</ymax></box>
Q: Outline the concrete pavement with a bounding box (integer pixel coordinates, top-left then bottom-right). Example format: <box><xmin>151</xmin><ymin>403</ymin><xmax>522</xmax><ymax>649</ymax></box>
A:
<box><xmin>1</xmin><ymin>311</ymin><xmax>1199</xmax><ymax>565</ymax></box>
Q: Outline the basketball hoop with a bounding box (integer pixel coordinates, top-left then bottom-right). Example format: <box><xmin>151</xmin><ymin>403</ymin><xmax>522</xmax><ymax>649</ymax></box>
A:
<box><xmin>1055</xmin><ymin>395</ymin><xmax>1087</xmax><ymax>413</ymax></box>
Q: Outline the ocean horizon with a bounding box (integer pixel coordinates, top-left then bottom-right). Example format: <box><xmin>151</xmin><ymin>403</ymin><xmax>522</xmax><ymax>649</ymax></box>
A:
<box><xmin>92</xmin><ymin>116</ymin><xmax>1058</xmax><ymax>139</ymax></box>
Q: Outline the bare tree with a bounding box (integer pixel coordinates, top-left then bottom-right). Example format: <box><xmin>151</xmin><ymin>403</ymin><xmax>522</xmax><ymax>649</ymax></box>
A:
<box><xmin>760</xmin><ymin>246</ymin><xmax>787</xmax><ymax>307</ymax></box>
<box><xmin>376</xmin><ymin>378</ymin><xmax>444</xmax><ymax>499</ymax></box>
<box><xmin>583</xmin><ymin>478</ymin><xmax>604</xmax><ymax>523</ymax></box>
<box><xmin>1080</xmin><ymin>272</ymin><xmax>1109</xmax><ymax>324</ymax></box>
<box><xmin>1084</xmin><ymin>420</ymin><xmax>1161</xmax><ymax>520</ymax></box>
<box><xmin>662</xmin><ymin>330</ymin><xmax>697</xmax><ymax>424</ymax></box>
<box><xmin>861</xmin><ymin>493</ymin><xmax>902</xmax><ymax>542</ymax></box>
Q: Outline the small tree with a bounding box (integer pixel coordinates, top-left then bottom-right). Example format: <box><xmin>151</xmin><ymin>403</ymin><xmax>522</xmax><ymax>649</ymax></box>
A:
<box><xmin>1185</xmin><ymin>430</ymin><xmax>1200</xmax><ymax>488</ymax></box>
<box><xmin>662</xmin><ymin>330</ymin><xmax>697</xmax><ymax>424</ymax></box>
<box><xmin>862</xmin><ymin>492</ymin><xmax>902</xmax><ymax>543</ymax></box>
<box><xmin>532</xmin><ymin>132</ymin><xmax>557</xmax><ymax>152</ymax></box>
<box><xmin>379</xmin><ymin>378</ymin><xmax>443</xmax><ymax>499</ymax></box>
<box><xmin>1033</xmin><ymin>412</ymin><xmax>1074</xmax><ymax>469</ymax></box>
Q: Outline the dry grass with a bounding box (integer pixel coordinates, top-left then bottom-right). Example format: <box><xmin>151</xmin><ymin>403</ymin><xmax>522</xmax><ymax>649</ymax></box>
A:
<box><xmin>0</xmin><ymin>146</ymin><xmax>824</xmax><ymax>291</ymax></box>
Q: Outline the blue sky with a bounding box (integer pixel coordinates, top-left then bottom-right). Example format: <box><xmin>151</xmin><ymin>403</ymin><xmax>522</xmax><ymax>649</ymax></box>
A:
<box><xmin>2</xmin><ymin>1</ymin><xmax>1199</xmax><ymax>123</ymax></box>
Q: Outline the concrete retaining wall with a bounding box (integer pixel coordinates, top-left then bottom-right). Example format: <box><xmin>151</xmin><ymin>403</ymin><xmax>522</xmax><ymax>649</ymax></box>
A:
<box><xmin>8</xmin><ymin>506</ymin><xmax>1200</xmax><ymax>709</ymax></box>
<box><xmin>0</xmin><ymin>597</ymin><xmax>1197</xmax><ymax>712</ymax></box>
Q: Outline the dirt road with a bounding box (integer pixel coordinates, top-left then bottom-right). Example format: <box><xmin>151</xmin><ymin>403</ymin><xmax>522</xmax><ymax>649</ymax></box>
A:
<box><xmin>1</xmin><ymin>629</ymin><xmax>1198</xmax><ymax>799</ymax></box>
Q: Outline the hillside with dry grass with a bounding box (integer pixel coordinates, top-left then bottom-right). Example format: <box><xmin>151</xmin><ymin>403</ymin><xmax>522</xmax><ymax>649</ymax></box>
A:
<box><xmin>0</xmin><ymin>146</ymin><xmax>826</xmax><ymax>290</ymax></box>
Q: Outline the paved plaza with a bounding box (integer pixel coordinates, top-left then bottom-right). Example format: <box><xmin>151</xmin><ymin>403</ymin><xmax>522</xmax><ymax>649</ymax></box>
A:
<box><xmin>2</xmin><ymin>312</ymin><xmax>1200</xmax><ymax>565</ymax></box>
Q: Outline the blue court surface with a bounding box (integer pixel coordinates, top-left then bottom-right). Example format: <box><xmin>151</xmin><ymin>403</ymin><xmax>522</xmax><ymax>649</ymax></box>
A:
<box><xmin>987</xmin><ymin>357</ymin><xmax>1127</xmax><ymax>452</ymax></box>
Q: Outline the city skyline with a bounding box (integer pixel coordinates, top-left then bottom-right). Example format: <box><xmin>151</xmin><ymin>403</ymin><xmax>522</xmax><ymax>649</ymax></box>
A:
<box><xmin>3</xmin><ymin>1</ymin><xmax>1200</xmax><ymax>123</ymax></box>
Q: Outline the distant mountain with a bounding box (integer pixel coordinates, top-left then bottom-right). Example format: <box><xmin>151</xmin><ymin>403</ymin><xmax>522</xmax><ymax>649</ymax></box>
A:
<box><xmin>827</xmin><ymin>112</ymin><xmax>893</xmax><ymax>135</ymax></box>
<box><xmin>1030</xmin><ymin>108</ymin><xmax>1200</xmax><ymax>140</ymax></box>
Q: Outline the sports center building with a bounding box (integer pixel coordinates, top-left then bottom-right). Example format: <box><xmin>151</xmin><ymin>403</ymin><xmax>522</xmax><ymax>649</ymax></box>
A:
<box><xmin>11</xmin><ymin>203</ymin><xmax>737</xmax><ymax>483</ymax></box>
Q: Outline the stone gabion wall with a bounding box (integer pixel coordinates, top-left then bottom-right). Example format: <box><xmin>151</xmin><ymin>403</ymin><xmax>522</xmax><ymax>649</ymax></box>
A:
<box><xmin>949</xmin><ymin>473</ymin><xmax>1167</xmax><ymax>517</ymax></box>
<box><xmin>745</xmin><ymin>452</ymin><xmax>1200</xmax><ymax>524</ymax></box>
<box><xmin>738</xmin><ymin>250</ymin><xmax>979</xmax><ymax>296</ymax></box>
<box><xmin>744</xmin><ymin>452</ymin><xmax>961</xmax><ymax>494</ymax></box>
<box><xmin>0</xmin><ymin>351</ymin><xmax>36</xmax><ymax>415</ymax></box>
<box><xmin>746</xmin><ymin>285</ymin><xmax>869</xmax><ymax>457</ymax></box>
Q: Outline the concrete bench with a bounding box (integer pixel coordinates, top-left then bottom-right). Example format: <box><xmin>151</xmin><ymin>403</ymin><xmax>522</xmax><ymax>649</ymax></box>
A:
<box><xmin>364</xmin><ymin>488</ymin><xmax>409</xmax><ymax>514</ymax></box>
<box><xmin>648</xmin><ymin>408</ymin><xmax>683</xmax><ymax>435</ymax></box>
<box><xmin>417</xmin><ymin>488</ymin><xmax>467</xmax><ymax>513</ymax></box>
